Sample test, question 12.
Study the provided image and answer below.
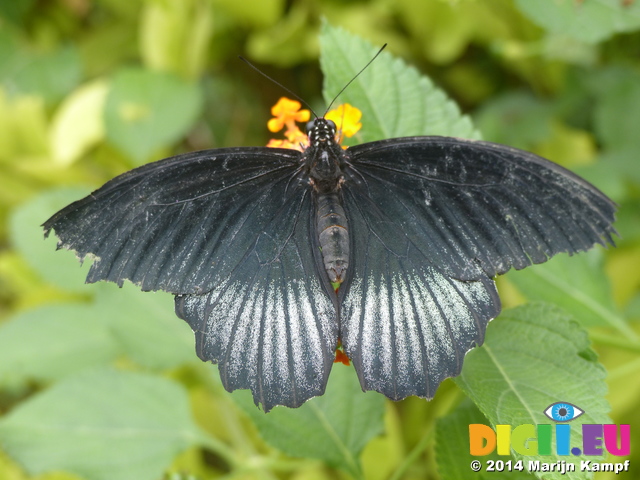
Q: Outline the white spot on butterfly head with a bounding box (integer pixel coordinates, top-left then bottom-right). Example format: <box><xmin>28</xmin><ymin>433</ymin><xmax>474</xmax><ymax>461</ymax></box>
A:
<box><xmin>307</xmin><ymin>118</ymin><xmax>337</xmax><ymax>147</ymax></box>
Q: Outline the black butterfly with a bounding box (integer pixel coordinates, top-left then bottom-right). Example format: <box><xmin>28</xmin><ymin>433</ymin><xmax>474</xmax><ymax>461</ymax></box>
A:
<box><xmin>43</xmin><ymin>113</ymin><xmax>617</xmax><ymax>412</ymax></box>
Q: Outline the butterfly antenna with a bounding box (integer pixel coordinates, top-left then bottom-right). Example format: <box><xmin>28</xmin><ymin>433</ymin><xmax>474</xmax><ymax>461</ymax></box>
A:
<box><xmin>239</xmin><ymin>56</ymin><xmax>319</xmax><ymax>118</ymax></box>
<box><xmin>324</xmin><ymin>43</ymin><xmax>387</xmax><ymax>115</ymax></box>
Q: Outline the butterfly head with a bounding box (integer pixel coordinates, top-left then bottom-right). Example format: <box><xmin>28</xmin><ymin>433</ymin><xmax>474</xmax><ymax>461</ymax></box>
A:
<box><xmin>306</xmin><ymin>118</ymin><xmax>338</xmax><ymax>147</ymax></box>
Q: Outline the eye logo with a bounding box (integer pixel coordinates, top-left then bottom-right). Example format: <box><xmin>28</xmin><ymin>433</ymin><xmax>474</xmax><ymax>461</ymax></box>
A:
<box><xmin>544</xmin><ymin>402</ymin><xmax>584</xmax><ymax>422</ymax></box>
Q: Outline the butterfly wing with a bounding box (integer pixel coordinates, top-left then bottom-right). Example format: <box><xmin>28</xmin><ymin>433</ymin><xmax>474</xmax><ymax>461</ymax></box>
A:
<box><xmin>175</xmin><ymin>189</ymin><xmax>338</xmax><ymax>411</ymax></box>
<box><xmin>339</xmin><ymin>186</ymin><xmax>501</xmax><ymax>400</ymax></box>
<box><xmin>44</xmin><ymin>148</ymin><xmax>305</xmax><ymax>294</ymax></box>
<box><xmin>344</xmin><ymin>136</ymin><xmax>617</xmax><ymax>281</ymax></box>
<box><xmin>44</xmin><ymin>148</ymin><xmax>339</xmax><ymax>411</ymax></box>
<box><xmin>338</xmin><ymin>136</ymin><xmax>616</xmax><ymax>400</ymax></box>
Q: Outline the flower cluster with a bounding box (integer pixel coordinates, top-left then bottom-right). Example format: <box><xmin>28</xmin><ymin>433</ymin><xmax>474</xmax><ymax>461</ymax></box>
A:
<box><xmin>266</xmin><ymin>97</ymin><xmax>362</xmax><ymax>151</ymax></box>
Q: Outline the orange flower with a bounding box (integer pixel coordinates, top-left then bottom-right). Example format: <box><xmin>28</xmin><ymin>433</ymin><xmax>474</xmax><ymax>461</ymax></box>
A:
<box><xmin>283</xmin><ymin>125</ymin><xmax>309</xmax><ymax>146</ymax></box>
<box><xmin>333</xmin><ymin>340</ymin><xmax>351</xmax><ymax>366</ymax></box>
<box><xmin>267</xmin><ymin>97</ymin><xmax>311</xmax><ymax>133</ymax></box>
<box><xmin>266</xmin><ymin>139</ymin><xmax>298</xmax><ymax>149</ymax></box>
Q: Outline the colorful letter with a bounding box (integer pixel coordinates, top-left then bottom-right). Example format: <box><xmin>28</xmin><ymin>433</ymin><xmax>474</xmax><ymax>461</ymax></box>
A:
<box><xmin>582</xmin><ymin>424</ymin><xmax>603</xmax><ymax>455</ymax></box>
<box><xmin>604</xmin><ymin>424</ymin><xmax>630</xmax><ymax>456</ymax></box>
<box><xmin>469</xmin><ymin>424</ymin><xmax>496</xmax><ymax>455</ymax></box>
<box><xmin>512</xmin><ymin>424</ymin><xmax>537</xmax><ymax>455</ymax></box>
<box><xmin>556</xmin><ymin>424</ymin><xmax>571</xmax><ymax>456</ymax></box>
<box><xmin>537</xmin><ymin>424</ymin><xmax>552</xmax><ymax>455</ymax></box>
<box><xmin>497</xmin><ymin>424</ymin><xmax>511</xmax><ymax>455</ymax></box>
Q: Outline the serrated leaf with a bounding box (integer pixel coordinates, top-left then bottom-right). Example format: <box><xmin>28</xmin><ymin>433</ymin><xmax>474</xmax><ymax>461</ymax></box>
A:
<box><xmin>515</xmin><ymin>0</ymin><xmax>640</xmax><ymax>44</ymax></box>
<box><xmin>233</xmin><ymin>364</ymin><xmax>385</xmax><ymax>478</ymax></box>
<box><xmin>455</xmin><ymin>303</ymin><xmax>610</xmax><ymax>480</ymax></box>
<box><xmin>49</xmin><ymin>80</ymin><xmax>108</xmax><ymax>166</ymax></box>
<box><xmin>12</xmin><ymin>188</ymin><xmax>94</xmax><ymax>293</ymax></box>
<box><xmin>0</xmin><ymin>369</ymin><xmax>205</xmax><ymax>480</ymax></box>
<box><xmin>93</xmin><ymin>282</ymin><xmax>197</xmax><ymax>369</ymax></box>
<box><xmin>506</xmin><ymin>250</ymin><xmax>633</xmax><ymax>337</ymax></box>
<box><xmin>320</xmin><ymin>22</ymin><xmax>479</xmax><ymax>144</ymax></box>
<box><xmin>0</xmin><ymin>304</ymin><xmax>119</xmax><ymax>387</ymax></box>
<box><xmin>436</xmin><ymin>401</ymin><xmax>536</xmax><ymax>480</ymax></box>
<box><xmin>104</xmin><ymin>68</ymin><xmax>202</xmax><ymax>164</ymax></box>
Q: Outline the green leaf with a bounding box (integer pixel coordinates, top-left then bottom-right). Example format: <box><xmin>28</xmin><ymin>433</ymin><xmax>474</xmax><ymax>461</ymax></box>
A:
<box><xmin>515</xmin><ymin>0</ymin><xmax>640</xmax><ymax>44</ymax></box>
<box><xmin>0</xmin><ymin>44</ymin><xmax>82</xmax><ymax>106</ymax></box>
<box><xmin>49</xmin><ymin>79</ymin><xmax>109</xmax><ymax>166</ymax></box>
<box><xmin>0</xmin><ymin>369</ymin><xmax>205</xmax><ymax>480</ymax></box>
<box><xmin>246</xmin><ymin>3</ymin><xmax>318</xmax><ymax>66</ymax></box>
<box><xmin>104</xmin><ymin>68</ymin><xmax>203</xmax><ymax>164</ymax></box>
<box><xmin>10</xmin><ymin>188</ymin><xmax>94</xmax><ymax>294</ymax></box>
<box><xmin>506</xmin><ymin>250</ymin><xmax>633</xmax><ymax>337</ymax></box>
<box><xmin>319</xmin><ymin>22</ymin><xmax>479</xmax><ymax>144</ymax></box>
<box><xmin>233</xmin><ymin>364</ymin><xmax>385</xmax><ymax>478</ymax></box>
<box><xmin>436</xmin><ymin>401</ymin><xmax>536</xmax><ymax>480</ymax></box>
<box><xmin>140</xmin><ymin>0</ymin><xmax>215</xmax><ymax>79</ymax></box>
<box><xmin>214</xmin><ymin>0</ymin><xmax>283</xmax><ymax>27</ymax></box>
<box><xmin>614</xmin><ymin>198</ymin><xmax>640</xmax><ymax>245</ymax></box>
<box><xmin>591</xmin><ymin>67</ymin><xmax>640</xmax><ymax>152</ymax></box>
<box><xmin>0</xmin><ymin>89</ymin><xmax>49</xmax><ymax>161</ymax></box>
<box><xmin>455</xmin><ymin>303</ymin><xmax>610</xmax><ymax>480</ymax></box>
<box><xmin>93</xmin><ymin>282</ymin><xmax>197</xmax><ymax>369</ymax></box>
<box><xmin>474</xmin><ymin>91</ymin><xmax>554</xmax><ymax>150</ymax></box>
<box><xmin>0</xmin><ymin>305</ymin><xmax>119</xmax><ymax>387</ymax></box>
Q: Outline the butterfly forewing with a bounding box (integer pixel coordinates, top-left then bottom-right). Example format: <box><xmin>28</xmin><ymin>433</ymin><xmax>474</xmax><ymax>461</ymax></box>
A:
<box><xmin>344</xmin><ymin>137</ymin><xmax>617</xmax><ymax>281</ymax></box>
<box><xmin>44</xmin><ymin>148</ymin><xmax>308</xmax><ymax>295</ymax></box>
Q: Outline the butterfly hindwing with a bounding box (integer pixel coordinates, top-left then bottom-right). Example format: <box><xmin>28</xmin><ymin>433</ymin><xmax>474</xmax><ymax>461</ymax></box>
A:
<box><xmin>345</xmin><ymin>136</ymin><xmax>617</xmax><ymax>281</ymax></box>
<box><xmin>175</xmin><ymin>190</ymin><xmax>338</xmax><ymax>411</ymax></box>
<box><xmin>339</xmin><ymin>185</ymin><xmax>501</xmax><ymax>400</ymax></box>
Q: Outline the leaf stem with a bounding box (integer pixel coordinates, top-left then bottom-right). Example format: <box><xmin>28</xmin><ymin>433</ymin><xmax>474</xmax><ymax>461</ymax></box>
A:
<box><xmin>387</xmin><ymin>424</ymin><xmax>434</xmax><ymax>480</ymax></box>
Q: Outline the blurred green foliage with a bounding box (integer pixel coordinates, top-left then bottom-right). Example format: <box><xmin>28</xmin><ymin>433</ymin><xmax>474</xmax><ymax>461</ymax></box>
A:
<box><xmin>1</xmin><ymin>1</ymin><xmax>639</xmax><ymax>479</ymax></box>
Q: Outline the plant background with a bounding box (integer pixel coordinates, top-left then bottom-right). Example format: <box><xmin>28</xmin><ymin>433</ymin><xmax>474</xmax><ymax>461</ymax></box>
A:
<box><xmin>0</xmin><ymin>0</ymin><xmax>639</xmax><ymax>479</ymax></box>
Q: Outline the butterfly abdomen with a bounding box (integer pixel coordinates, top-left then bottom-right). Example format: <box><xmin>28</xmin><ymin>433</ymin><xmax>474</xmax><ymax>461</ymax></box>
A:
<box><xmin>316</xmin><ymin>192</ymin><xmax>349</xmax><ymax>284</ymax></box>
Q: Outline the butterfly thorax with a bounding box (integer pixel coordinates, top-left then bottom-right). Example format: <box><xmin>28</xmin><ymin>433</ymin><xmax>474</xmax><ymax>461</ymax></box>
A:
<box><xmin>305</xmin><ymin>118</ymin><xmax>350</xmax><ymax>284</ymax></box>
<box><xmin>305</xmin><ymin>118</ymin><xmax>346</xmax><ymax>194</ymax></box>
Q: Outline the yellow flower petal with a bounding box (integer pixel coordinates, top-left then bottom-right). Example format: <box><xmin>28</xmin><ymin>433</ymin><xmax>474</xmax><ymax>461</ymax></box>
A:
<box><xmin>325</xmin><ymin>104</ymin><xmax>362</xmax><ymax>138</ymax></box>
